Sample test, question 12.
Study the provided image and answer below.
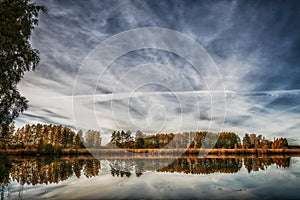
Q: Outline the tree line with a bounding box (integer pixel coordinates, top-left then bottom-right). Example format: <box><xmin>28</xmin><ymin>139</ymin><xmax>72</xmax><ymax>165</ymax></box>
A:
<box><xmin>0</xmin><ymin>123</ymin><xmax>290</xmax><ymax>153</ymax></box>
<box><xmin>0</xmin><ymin>124</ymin><xmax>102</xmax><ymax>154</ymax></box>
<box><xmin>107</xmin><ymin>130</ymin><xmax>289</xmax><ymax>149</ymax></box>
<box><xmin>242</xmin><ymin>133</ymin><xmax>288</xmax><ymax>149</ymax></box>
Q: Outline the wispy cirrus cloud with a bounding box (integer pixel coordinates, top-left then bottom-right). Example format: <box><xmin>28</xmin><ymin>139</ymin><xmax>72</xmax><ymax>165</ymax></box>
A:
<box><xmin>17</xmin><ymin>0</ymin><xmax>300</xmax><ymax>144</ymax></box>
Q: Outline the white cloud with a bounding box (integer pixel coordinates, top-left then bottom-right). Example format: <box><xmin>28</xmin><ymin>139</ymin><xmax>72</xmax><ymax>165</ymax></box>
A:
<box><xmin>15</xmin><ymin>0</ymin><xmax>300</xmax><ymax>145</ymax></box>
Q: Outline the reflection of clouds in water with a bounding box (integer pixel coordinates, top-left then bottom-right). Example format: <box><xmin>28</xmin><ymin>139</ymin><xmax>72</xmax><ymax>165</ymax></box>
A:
<box><xmin>8</xmin><ymin>157</ymin><xmax>300</xmax><ymax>200</ymax></box>
<box><xmin>106</xmin><ymin>157</ymin><xmax>290</xmax><ymax>177</ymax></box>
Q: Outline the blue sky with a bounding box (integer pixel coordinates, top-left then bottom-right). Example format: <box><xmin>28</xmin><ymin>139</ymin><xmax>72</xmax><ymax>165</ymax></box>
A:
<box><xmin>17</xmin><ymin>0</ymin><xmax>300</xmax><ymax>144</ymax></box>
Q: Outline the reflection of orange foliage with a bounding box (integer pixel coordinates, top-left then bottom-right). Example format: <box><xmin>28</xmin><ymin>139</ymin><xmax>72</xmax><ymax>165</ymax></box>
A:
<box><xmin>157</xmin><ymin>158</ymin><xmax>243</xmax><ymax>174</ymax></box>
<box><xmin>9</xmin><ymin>158</ymin><xmax>101</xmax><ymax>185</ymax></box>
<box><xmin>84</xmin><ymin>159</ymin><xmax>101</xmax><ymax>178</ymax></box>
<box><xmin>156</xmin><ymin>157</ymin><xmax>290</xmax><ymax>175</ymax></box>
<box><xmin>272</xmin><ymin>158</ymin><xmax>290</xmax><ymax>168</ymax></box>
<box><xmin>244</xmin><ymin>157</ymin><xmax>290</xmax><ymax>173</ymax></box>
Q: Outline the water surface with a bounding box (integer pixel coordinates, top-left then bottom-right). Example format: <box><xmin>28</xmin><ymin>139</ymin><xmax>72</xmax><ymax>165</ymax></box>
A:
<box><xmin>1</xmin><ymin>155</ymin><xmax>299</xmax><ymax>199</ymax></box>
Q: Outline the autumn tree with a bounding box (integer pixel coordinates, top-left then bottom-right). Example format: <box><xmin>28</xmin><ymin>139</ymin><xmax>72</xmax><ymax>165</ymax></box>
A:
<box><xmin>74</xmin><ymin>130</ymin><xmax>85</xmax><ymax>148</ymax></box>
<box><xmin>122</xmin><ymin>130</ymin><xmax>134</xmax><ymax>148</ymax></box>
<box><xmin>93</xmin><ymin>131</ymin><xmax>102</xmax><ymax>148</ymax></box>
<box><xmin>243</xmin><ymin>134</ymin><xmax>251</xmax><ymax>149</ymax></box>
<box><xmin>135</xmin><ymin>130</ymin><xmax>144</xmax><ymax>148</ymax></box>
<box><xmin>120</xmin><ymin>130</ymin><xmax>126</xmax><ymax>143</ymax></box>
<box><xmin>85</xmin><ymin>130</ymin><xmax>101</xmax><ymax>148</ymax></box>
<box><xmin>271</xmin><ymin>137</ymin><xmax>288</xmax><ymax>149</ymax></box>
<box><xmin>125</xmin><ymin>130</ymin><xmax>133</xmax><ymax>142</ymax></box>
<box><xmin>85</xmin><ymin>130</ymin><xmax>94</xmax><ymax>148</ymax></box>
<box><xmin>110</xmin><ymin>131</ymin><xmax>116</xmax><ymax>143</ymax></box>
<box><xmin>214</xmin><ymin>132</ymin><xmax>240</xmax><ymax>149</ymax></box>
<box><xmin>0</xmin><ymin>123</ymin><xmax>15</xmax><ymax>148</ymax></box>
<box><xmin>116</xmin><ymin>131</ymin><xmax>121</xmax><ymax>145</ymax></box>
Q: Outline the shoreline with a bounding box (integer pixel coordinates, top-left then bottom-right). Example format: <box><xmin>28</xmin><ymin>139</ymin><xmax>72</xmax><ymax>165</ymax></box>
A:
<box><xmin>1</xmin><ymin>148</ymin><xmax>300</xmax><ymax>156</ymax></box>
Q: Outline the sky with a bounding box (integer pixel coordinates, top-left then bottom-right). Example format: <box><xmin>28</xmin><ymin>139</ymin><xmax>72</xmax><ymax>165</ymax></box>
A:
<box><xmin>16</xmin><ymin>0</ymin><xmax>300</xmax><ymax>144</ymax></box>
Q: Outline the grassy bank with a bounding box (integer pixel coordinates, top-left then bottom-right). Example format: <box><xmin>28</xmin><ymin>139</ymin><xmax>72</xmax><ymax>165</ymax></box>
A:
<box><xmin>1</xmin><ymin>148</ymin><xmax>300</xmax><ymax>156</ymax></box>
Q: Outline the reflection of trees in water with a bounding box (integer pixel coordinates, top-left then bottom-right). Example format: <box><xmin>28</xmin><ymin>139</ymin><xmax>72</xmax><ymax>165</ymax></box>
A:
<box><xmin>0</xmin><ymin>155</ymin><xmax>10</xmax><ymax>185</ymax></box>
<box><xmin>244</xmin><ymin>157</ymin><xmax>290</xmax><ymax>173</ymax></box>
<box><xmin>6</xmin><ymin>157</ymin><xmax>101</xmax><ymax>186</ymax></box>
<box><xmin>109</xmin><ymin>159</ymin><xmax>146</xmax><ymax>177</ymax></box>
<box><xmin>0</xmin><ymin>154</ymin><xmax>292</xmax><ymax>187</ymax></box>
<box><xmin>158</xmin><ymin>158</ymin><xmax>243</xmax><ymax>174</ymax></box>
<box><xmin>0</xmin><ymin>154</ymin><xmax>101</xmax><ymax>200</ymax></box>
<box><xmin>109</xmin><ymin>158</ymin><xmax>243</xmax><ymax>177</ymax></box>
<box><xmin>109</xmin><ymin>158</ymin><xmax>179</xmax><ymax>177</ymax></box>
<box><xmin>0</xmin><ymin>155</ymin><xmax>101</xmax><ymax>200</ymax></box>
<box><xmin>0</xmin><ymin>154</ymin><xmax>10</xmax><ymax>200</ymax></box>
<box><xmin>160</xmin><ymin>157</ymin><xmax>290</xmax><ymax>175</ymax></box>
<box><xmin>110</xmin><ymin>160</ymin><xmax>133</xmax><ymax>177</ymax></box>
<box><xmin>108</xmin><ymin>157</ymin><xmax>291</xmax><ymax>177</ymax></box>
<box><xmin>84</xmin><ymin>159</ymin><xmax>101</xmax><ymax>178</ymax></box>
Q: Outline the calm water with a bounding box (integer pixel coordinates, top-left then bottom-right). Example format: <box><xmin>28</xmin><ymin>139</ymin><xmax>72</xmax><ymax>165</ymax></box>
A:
<box><xmin>1</xmin><ymin>154</ymin><xmax>300</xmax><ymax>200</ymax></box>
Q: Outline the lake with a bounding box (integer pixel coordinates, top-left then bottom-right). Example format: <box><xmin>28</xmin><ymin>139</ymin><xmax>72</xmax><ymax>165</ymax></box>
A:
<box><xmin>1</xmin><ymin>154</ymin><xmax>300</xmax><ymax>199</ymax></box>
